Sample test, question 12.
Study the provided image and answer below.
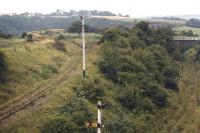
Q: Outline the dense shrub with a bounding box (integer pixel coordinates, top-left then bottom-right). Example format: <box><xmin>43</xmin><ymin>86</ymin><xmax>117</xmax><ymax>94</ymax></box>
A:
<box><xmin>195</xmin><ymin>48</ymin><xmax>200</xmax><ymax>61</ymax></box>
<box><xmin>0</xmin><ymin>52</ymin><xmax>8</xmax><ymax>82</ymax></box>
<box><xmin>41</xmin><ymin>64</ymin><xmax>58</xmax><ymax>79</ymax></box>
<box><xmin>59</xmin><ymin>96</ymin><xmax>94</xmax><ymax>132</ymax></box>
<box><xmin>57</xmin><ymin>34</ymin><xmax>65</xmax><ymax>40</ymax></box>
<box><xmin>162</xmin><ymin>65</ymin><xmax>180</xmax><ymax>90</ymax></box>
<box><xmin>52</xmin><ymin>39</ymin><xmax>66</xmax><ymax>52</ymax></box>
<box><xmin>74</xmin><ymin>77</ymin><xmax>106</xmax><ymax>103</ymax></box>
<box><xmin>119</xmin><ymin>86</ymin><xmax>154</xmax><ymax>112</ymax></box>
<box><xmin>27</xmin><ymin>34</ymin><xmax>33</xmax><ymax>42</ymax></box>
<box><xmin>41</xmin><ymin>118</ymin><xmax>78</xmax><ymax>133</ymax></box>
<box><xmin>21</xmin><ymin>32</ymin><xmax>27</xmax><ymax>38</ymax></box>
<box><xmin>142</xmin><ymin>82</ymin><xmax>167</xmax><ymax>107</ymax></box>
<box><xmin>99</xmin><ymin>22</ymin><xmax>179</xmax><ymax>108</ymax></box>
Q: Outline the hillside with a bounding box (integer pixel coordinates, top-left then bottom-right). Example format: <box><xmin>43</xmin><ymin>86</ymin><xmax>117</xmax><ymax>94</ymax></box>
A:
<box><xmin>1</xmin><ymin>22</ymin><xmax>200</xmax><ymax>132</ymax></box>
<box><xmin>0</xmin><ymin>30</ymin><xmax>100</xmax><ymax>105</ymax></box>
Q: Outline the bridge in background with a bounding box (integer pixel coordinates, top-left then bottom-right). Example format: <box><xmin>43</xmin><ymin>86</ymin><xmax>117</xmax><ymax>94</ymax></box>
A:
<box><xmin>173</xmin><ymin>36</ymin><xmax>200</xmax><ymax>45</ymax></box>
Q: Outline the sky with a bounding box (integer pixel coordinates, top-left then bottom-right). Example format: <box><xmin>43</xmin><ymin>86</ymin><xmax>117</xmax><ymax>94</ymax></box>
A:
<box><xmin>0</xmin><ymin>0</ymin><xmax>199</xmax><ymax>17</ymax></box>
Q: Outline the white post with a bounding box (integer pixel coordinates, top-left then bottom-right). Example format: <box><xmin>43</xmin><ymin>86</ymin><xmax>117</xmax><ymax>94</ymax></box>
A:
<box><xmin>97</xmin><ymin>101</ymin><xmax>102</xmax><ymax>133</ymax></box>
<box><xmin>81</xmin><ymin>16</ymin><xmax>86</xmax><ymax>77</ymax></box>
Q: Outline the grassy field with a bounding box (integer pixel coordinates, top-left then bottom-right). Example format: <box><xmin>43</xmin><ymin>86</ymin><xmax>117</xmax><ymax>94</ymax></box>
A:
<box><xmin>0</xmin><ymin>30</ymin><xmax>100</xmax><ymax>105</ymax></box>
<box><xmin>0</xmin><ymin>31</ymin><xmax>101</xmax><ymax>132</ymax></box>
<box><xmin>91</xmin><ymin>16</ymin><xmax>186</xmax><ymax>24</ymax></box>
<box><xmin>174</xmin><ymin>26</ymin><xmax>200</xmax><ymax>36</ymax></box>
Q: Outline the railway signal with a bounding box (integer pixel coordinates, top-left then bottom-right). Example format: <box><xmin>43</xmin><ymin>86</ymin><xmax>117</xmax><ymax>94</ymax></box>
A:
<box><xmin>97</xmin><ymin>101</ymin><xmax>104</xmax><ymax>133</ymax></box>
<box><xmin>80</xmin><ymin>16</ymin><xmax>86</xmax><ymax>78</ymax></box>
<box><xmin>85</xmin><ymin>101</ymin><xmax>104</xmax><ymax>133</ymax></box>
<box><xmin>85</xmin><ymin>122</ymin><xmax>97</xmax><ymax>128</ymax></box>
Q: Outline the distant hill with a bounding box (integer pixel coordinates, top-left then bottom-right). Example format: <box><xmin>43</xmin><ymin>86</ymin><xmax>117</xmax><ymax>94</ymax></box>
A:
<box><xmin>152</xmin><ymin>15</ymin><xmax>200</xmax><ymax>20</ymax></box>
<box><xmin>0</xmin><ymin>10</ymin><xmax>130</xmax><ymax>17</ymax></box>
<box><xmin>0</xmin><ymin>10</ymin><xmax>131</xmax><ymax>35</ymax></box>
<box><xmin>0</xmin><ymin>15</ymin><xmax>132</xmax><ymax>35</ymax></box>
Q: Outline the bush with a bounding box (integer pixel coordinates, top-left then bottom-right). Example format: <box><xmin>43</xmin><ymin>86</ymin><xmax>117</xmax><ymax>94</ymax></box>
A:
<box><xmin>74</xmin><ymin>77</ymin><xmax>106</xmax><ymax>103</ymax></box>
<box><xmin>41</xmin><ymin>118</ymin><xmax>78</xmax><ymax>133</ymax></box>
<box><xmin>143</xmin><ymin>82</ymin><xmax>167</xmax><ymax>107</ymax></box>
<box><xmin>195</xmin><ymin>48</ymin><xmax>200</xmax><ymax>61</ymax></box>
<box><xmin>21</xmin><ymin>32</ymin><xmax>27</xmax><ymax>38</ymax></box>
<box><xmin>162</xmin><ymin>65</ymin><xmax>179</xmax><ymax>90</ymax></box>
<box><xmin>59</xmin><ymin>96</ymin><xmax>94</xmax><ymax>132</ymax></box>
<box><xmin>119</xmin><ymin>86</ymin><xmax>154</xmax><ymax>112</ymax></box>
<box><xmin>41</xmin><ymin>64</ymin><xmax>58</xmax><ymax>79</ymax></box>
<box><xmin>0</xmin><ymin>52</ymin><xmax>8</xmax><ymax>83</ymax></box>
<box><xmin>57</xmin><ymin>34</ymin><xmax>65</xmax><ymax>40</ymax></box>
<box><xmin>52</xmin><ymin>39</ymin><xmax>66</xmax><ymax>52</ymax></box>
<box><xmin>27</xmin><ymin>34</ymin><xmax>33</xmax><ymax>42</ymax></box>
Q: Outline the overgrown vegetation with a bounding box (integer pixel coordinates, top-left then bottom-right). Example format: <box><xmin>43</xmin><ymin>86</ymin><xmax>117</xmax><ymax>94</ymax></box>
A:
<box><xmin>0</xmin><ymin>51</ymin><xmax>7</xmax><ymax>82</ymax></box>
<box><xmin>52</xmin><ymin>37</ymin><xmax>66</xmax><ymax>52</ymax></box>
<box><xmin>40</xmin><ymin>21</ymin><xmax>182</xmax><ymax>133</ymax></box>
<box><xmin>2</xmin><ymin>21</ymin><xmax>198</xmax><ymax>133</ymax></box>
<box><xmin>195</xmin><ymin>47</ymin><xmax>200</xmax><ymax>61</ymax></box>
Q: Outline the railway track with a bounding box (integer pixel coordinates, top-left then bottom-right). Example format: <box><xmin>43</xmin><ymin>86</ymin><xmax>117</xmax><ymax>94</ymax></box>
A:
<box><xmin>0</xmin><ymin>55</ymin><xmax>80</xmax><ymax>124</ymax></box>
<box><xmin>0</xmin><ymin>40</ymin><xmax>97</xmax><ymax>125</ymax></box>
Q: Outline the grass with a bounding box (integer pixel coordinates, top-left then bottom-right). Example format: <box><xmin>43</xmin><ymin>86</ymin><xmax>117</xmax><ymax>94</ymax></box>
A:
<box><xmin>0</xmin><ymin>34</ymin><xmax>100</xmax><ymax>132</ymax></box>
<box><xmin>153</xmin><ymin>46</ymin><xmax>200</xmax><ymax>133</ymax></box>
<box><xmin>0</xmin><ymin>30</ymin><xmax>100</xmax><ymax>105</ymax></box>
<box><xmin>174</xmin><ymin>26</ymin><xmax>200</xmax><ymax>36</ymax></box>
<box><xmin>2</xmin><ymin>29</ymin><xmax>200</xmax><ymax>132</ymax></box>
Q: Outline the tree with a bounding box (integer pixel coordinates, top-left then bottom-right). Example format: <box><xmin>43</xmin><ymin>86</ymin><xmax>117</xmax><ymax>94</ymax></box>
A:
<box><xmin>68</xmin><ymin>21</ymin><xmax>99</xmax><ymax>34</ymax></box>
<box><xmin>186</xmin><ymin>19</ymin><xmax>200</xmax><ymax>28</ymax></box>
<box><xmin>21</xmin><ymin>32</ymin><xmax>27</xmax><ymax>38</ymax></box>
<box><xmin>27</xmin><ymin>34</ymin><xmax>33</xmax><ymax>42</ymax></box>
<box><xmin>180</xmin><ymin>30</ymin><xmax>198</xmax><ymax>37</ymax></box>
<box><xmin>68</xmin><ymin>21</ymin><xmax>82</xmax><ymax>34</ymax></box>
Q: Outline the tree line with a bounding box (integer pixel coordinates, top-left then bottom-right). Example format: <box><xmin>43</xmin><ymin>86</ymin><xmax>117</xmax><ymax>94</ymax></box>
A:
<box><xmin>186</xmin><ymin>18</ymin><xmax>200</xmax><ymax>28</ymax></box>
<box><xmin>0</xmin><ymin>16</ymin><xmax>131</xmax><ymax>35</ymax></box>
<box><xmin>19</xmin><ymin>10</ymin><xmax>118</xmax><ymax>17</ymax></box>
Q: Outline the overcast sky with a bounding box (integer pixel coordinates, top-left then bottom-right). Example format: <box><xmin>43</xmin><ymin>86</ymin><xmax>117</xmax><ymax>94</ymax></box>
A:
<box><xmin>0</xmin><ymin>0</ymin><xmax>199</xmax><ymax>17</ymax></box>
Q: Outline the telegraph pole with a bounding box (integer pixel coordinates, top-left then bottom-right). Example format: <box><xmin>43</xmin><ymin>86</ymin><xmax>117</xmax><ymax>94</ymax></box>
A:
<box><xmin>80</xmin><ymin>16</ymin><xmax>86</xmax><ymax>77</ymax></box>
<box><xmin>97</xmin><ymin>101</ymin><xmax>103</xmax><ymax>133</ymax></box>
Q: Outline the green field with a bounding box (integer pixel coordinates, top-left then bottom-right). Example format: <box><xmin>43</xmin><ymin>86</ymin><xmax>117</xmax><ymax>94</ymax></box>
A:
<box><xmin>174</xmin><ymin>26</ymin><xmax>200</xmax><ymax>36</ymax></box>
<box><xmin>92</xmin><ymin>16</ymin><xmax>186</xmax><ymax>24</ymax></box>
